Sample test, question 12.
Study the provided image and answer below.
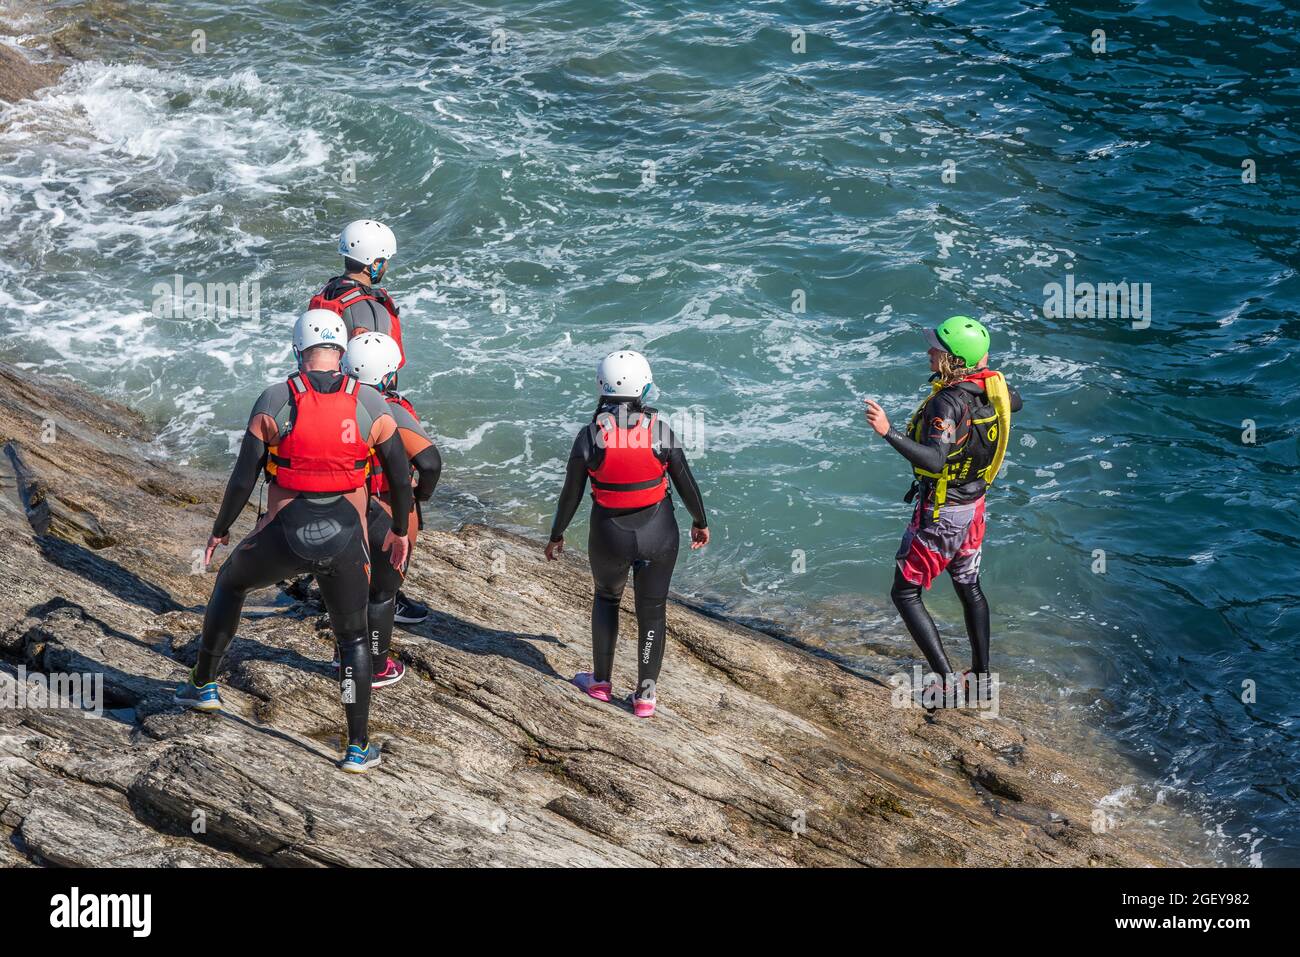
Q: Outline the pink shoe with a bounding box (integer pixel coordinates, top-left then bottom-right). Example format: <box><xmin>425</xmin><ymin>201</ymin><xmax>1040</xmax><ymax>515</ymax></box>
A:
<box><xmin>372</xmin><ymin>657</ymin><xmax>406</xmax><ymax>689</ymax></box>
<box><xmin>631</xmin><ymin>694</ymin><xmax>656</xmax><ymax>718</ymax></box>
<box><xmin>573</xmin><ymin>672</ymin><xmax>612</xmax><ymax>702</ymax></box>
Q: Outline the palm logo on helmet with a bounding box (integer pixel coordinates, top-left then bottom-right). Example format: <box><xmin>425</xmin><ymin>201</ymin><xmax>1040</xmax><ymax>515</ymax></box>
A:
<box><xmin>596</xmin><ymin>350</ymin><xmax>654</xmax><ymax>401</ymax></box>
<box><xmin>292</xmin><ymin>310</ymin><xmax>349</xmax><ymax>364</ymax></box>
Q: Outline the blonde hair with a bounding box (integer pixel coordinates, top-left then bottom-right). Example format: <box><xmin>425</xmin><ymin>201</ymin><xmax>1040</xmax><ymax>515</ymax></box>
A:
<box><xmin>934</xmin><ymin>351</ymin><xmax>969</xmax><ymax>388</ymax></box>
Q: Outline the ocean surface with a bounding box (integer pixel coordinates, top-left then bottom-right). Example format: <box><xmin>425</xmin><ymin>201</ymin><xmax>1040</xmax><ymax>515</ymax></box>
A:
<box><xmin>2</xmin><ymin>0</ymin><xmax>1297</xmax><ymax>864</ymax></box>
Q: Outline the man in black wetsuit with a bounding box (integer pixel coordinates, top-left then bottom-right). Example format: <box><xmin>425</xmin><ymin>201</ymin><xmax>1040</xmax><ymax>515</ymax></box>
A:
<box><xmin>341</xmin><ymin>331</ymin><xmax>443</xmax><ymax>689</ymax></box>
<box><xmin>864</xmin><ymin>316</ymin><xmax>1022</xmax><ymax>706</ymax></box>
<box><xmin>174</xmin><ymin>310</ymin><xmax>413</xmax><ymax>773</ymax></box>
<box><xmin>307</xmin><ymin>218</ymin><xmax>427</xmax><ymax>625</ymax></box>
<box><xmin>545</xmin><ymin>350</ymin><xmax>709</xmax><ymax>717</ymax></box>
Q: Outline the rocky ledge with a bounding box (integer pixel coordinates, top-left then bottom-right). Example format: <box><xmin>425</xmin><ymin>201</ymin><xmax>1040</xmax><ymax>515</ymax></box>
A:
<box><xmin>0</xmin><ymin>363</ymin><xmax>1209</xmax><ymax>867</ymax></box>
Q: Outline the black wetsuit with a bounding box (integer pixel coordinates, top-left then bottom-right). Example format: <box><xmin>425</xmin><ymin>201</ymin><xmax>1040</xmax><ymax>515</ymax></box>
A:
<box><xmin>196</xmin><ymin>369</ymin><xmax>412</xmax><ymax>746</ymax></box>
<box><xmin>881</xmin><ymin>377</ymin><xmax>1022</xmax><ymax>681</ymax></box>
<box><xmin>550</xmin><ymin>402</ymin><xmax>708</xmax><ymax>699</ymax></box>
<box><xmin>366</xmin><ymin>392</ymin><xmax>442</xmax><ymax>667</ymax></box>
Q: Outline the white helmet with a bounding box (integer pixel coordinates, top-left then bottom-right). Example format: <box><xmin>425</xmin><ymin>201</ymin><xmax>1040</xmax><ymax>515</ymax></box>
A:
<box><xmin>343</xmin><ymin>331</ymin><xmax>402</xmax><ymax>388</ymax></box>
<box><xmin>338</xmin><ymin>219</ymin><xmax>396</xmax><ymax>266</ymax></box>
<box><xmin>293</xmin><ymin>309</ymin><xmax>348</xmax><ymax>354</ymax></box>
<box><xmin>596</xmin><ymin>350</ymin><xmax>654</xmax><ymax>400</ymax></box>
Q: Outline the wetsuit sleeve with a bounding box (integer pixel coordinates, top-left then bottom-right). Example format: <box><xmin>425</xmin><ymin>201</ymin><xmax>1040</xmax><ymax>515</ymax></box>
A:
<box><xmin>389</xmin><ymin>400</ymin><xmax>439</xmax><ymax>501</ymax></box>
<box><xmin>549</xmin><ymin>429</ymin><xmax>591</xmax><ymax>542</ymax></box>
<box><xmin>1009</xmin><ymin>388</ymin><xmax>1023</xmax><ymax>414</ymax></box>
<box><xmin>411</xmin><ymin>445</ymin><xmax>441</xmax><ymax>502</ymax></box>
<box><xmin>211</xmin><ymin>387</ymin><xmax>286</xmax><ymax>538</ymax></box>
<box><xmin>881</xmin><ymin>391</ymin><xmax>965</xmax><ymax>474</ymax></box>
<box><xmin>374</xmin><ymin>432</ymin><xmax>412</xmax><ymax>536</ymax></box>
<box><xmin>658</xmin><ymin>422</ymin><xmax>707</xmax><ymax>528</ymax></box>
<box><xmin>212</xmin><ymin>429</ymin><xmax>266</xmax><ymax>538</ymax></box>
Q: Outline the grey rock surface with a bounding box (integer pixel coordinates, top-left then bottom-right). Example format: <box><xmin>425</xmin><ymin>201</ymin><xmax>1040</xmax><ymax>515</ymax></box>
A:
<box><xmin>0</xmin><ymin>363</ymin><xmax>1208</xmax><ymax>867</ymax></box>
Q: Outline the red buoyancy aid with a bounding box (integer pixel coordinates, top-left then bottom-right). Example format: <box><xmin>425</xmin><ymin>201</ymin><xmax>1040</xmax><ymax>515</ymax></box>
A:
<box><xmin>309</xmin><ymin>280</ymin><xmax>406</xmax><ymax>368</ymax></box>
<box><xmin>587</xmin><ymin>410</ymin><xmax>668</xmax><ymax>508</ymax></box>
<box><xmin>267</xmin><ymin>373</ymin><xmax>372</xmax><ymax>493</ymax></box>
<box><xmin>368</xmin><ymin>392</ymin><xmax>419</xmax><ymax>496</ymax></box>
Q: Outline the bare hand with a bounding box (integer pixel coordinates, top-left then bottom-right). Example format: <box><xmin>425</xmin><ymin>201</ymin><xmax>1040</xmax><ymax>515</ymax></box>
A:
<box><xmin>204</xmin><ymin>534</ymin><xmax>229</xmax><ymax>567</ymax></box>
<box><xmin>863</xmin><ymin>398</ymin><xmax>891</xmax><ymax>437</ymax></box>
<box><xmin>544</xmin><ymin>538</ymin><xmax>564</xmax><ymax>561</ymax></box>
<box><xmin>690</xmin><ymin>526</ymin><xmax>710</xmax><ymax>550</ymax></box>
<box><xmin>383</xmin><ymin>530</ymin><xmax>410</xmax><ymax>570</ymax></box>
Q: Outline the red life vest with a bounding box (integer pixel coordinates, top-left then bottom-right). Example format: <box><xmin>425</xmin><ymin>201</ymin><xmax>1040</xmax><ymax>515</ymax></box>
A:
<box><xmin>309</xmin><ymin>280</ymin><xmax>406</xmax><ymax>368</ymax></box>
<box><xmin>368</xmin><ymin>392</ymin><xmax>419</xmax><ymax>496</ymax></box>
<box><xmin>587</xmin><ymin>410</ymin><xmax>667</xmax><ymax>508</ymax></box>
<box><xmin>267</xmin><ymin>373</ymin><xmax>372</xmax><ymax>493</ymax></box>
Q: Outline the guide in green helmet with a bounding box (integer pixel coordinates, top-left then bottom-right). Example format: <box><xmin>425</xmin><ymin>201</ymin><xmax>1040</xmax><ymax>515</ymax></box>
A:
<box><xmin>861</xmin><ymin>315</ymin><xmax>1024</xmax><ymax>710</ymax></box>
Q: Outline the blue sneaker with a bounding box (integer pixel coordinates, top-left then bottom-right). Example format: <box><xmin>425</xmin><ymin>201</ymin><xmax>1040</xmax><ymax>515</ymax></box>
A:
<box><xmin>174</xmin><ymin>675</ymin><xmax>222</xmax><ymax>712</ymax></box>
<box><xmin>341</xmin><ymin>742</ymin><xmax>381</xmax><ymax>774</ymax></box>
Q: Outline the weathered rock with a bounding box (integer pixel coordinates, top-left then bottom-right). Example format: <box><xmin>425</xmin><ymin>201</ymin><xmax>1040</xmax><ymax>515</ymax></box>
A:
<box><xmin>0</xmin><ymin>362</ymin><xmax>1211</xmax><ymax>867</ymax></box>
<box><xmin>0</xmin><ymin>43</ymin><xmax>62</xmax><ymax>105</ymax></box>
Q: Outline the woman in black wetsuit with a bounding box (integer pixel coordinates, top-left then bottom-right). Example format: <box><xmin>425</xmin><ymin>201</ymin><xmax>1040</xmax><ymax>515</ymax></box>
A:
<box><xmin>544</xmin><ymin>350</ymin><xmax>709</xmax><ymax>717</ymax></box>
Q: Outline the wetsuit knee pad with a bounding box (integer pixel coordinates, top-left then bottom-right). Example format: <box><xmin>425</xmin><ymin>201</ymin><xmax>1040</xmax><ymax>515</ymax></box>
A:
<box><xmin>891</xmin><ymin>569</ymin><xmax>923</xmax><ymax>606</ymax></box>
<box><xmin>336</xmin><ymin>631</ymin><xmax>367</xmax><ymax>653</ymax></box>
<box><xmin>633</xmin><ymin>593</ymin><xmax>667</xmax><ymax>619</ymax></box>
<box><xmin>326</xmin><ymin>597</ymin><xmax>369</xmax><ymax>640</ymax></box>
<box><xmin>369</xmin><ymin>537</ymin><xmax>404</xmax><ymax>602</ymax></box>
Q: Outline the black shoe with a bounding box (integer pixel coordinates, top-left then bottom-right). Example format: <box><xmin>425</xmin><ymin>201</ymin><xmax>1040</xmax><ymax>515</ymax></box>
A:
<box><xmin>280</xmin><ymin>575</ymin><xmax>318</xmax><ymax>604</ymax></box>
<box><xmin>393</xmin><ymin>590</ymin><xmax>429</xmax><ymax>624</ymax></box>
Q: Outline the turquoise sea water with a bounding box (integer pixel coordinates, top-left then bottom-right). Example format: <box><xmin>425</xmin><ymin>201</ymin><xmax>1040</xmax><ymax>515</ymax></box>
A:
<box><xmin>2</xmin><ymin>1</ymin><xmax>1297</xmax><ymax>863</ymax></box>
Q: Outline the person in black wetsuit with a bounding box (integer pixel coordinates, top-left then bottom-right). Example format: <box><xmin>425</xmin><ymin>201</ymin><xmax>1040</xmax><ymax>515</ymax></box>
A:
<box><xmin>864</xmin><ymin>316</ymin><xmax>1022</xmax><ymax>706</ymax></box>
<box><xmin>544</xmin><ymin>350</ymin><xmax>709</xmax><ymax>717</ymax></box>
<box><xmin>301</xmin><ymin>217</ymin><xmax>428</xmax><ymax>624</ymax></box>
<box><xmin>310</xmin><ymin>219</ymin><xmax>405</xmax><ymax>360</ymax></box>
<box><xmin>341</xmin><ymin>331</ymin><xmax>442</xmax><ymax>689</ymax></box>
<box><xmin>174</xmin><ymin>310</ymin><xmax>413</xmax><ymax>773</ymax></box>
<box><xmin>307</xmin><ymin>219</ymin><xmax>427</xmax><ymax>625</ymax></box>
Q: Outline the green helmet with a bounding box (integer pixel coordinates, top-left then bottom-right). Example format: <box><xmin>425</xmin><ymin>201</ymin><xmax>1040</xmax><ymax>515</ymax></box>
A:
<box><xmin>927</xmin><ymin>315</ymin><xmax>990</xmax><ymax>368</ymax></box>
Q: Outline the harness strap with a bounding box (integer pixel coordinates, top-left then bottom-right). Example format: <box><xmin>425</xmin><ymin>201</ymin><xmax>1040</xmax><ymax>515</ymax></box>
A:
<box><xmin>269</xmin><ymin>453</ymin><xmax>369</xmax><ymax>470</ymax></box>
<box><xmin>589</xmin><ymin>476</ymin><xmax>665</xmax><ymax>492</ymax></box>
